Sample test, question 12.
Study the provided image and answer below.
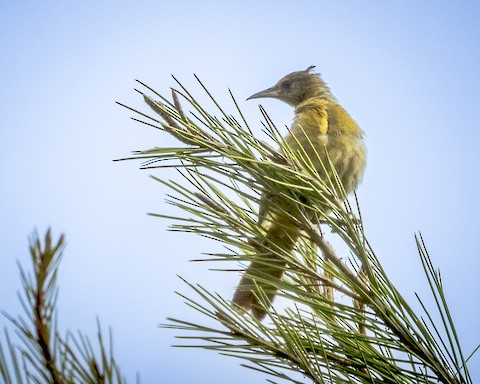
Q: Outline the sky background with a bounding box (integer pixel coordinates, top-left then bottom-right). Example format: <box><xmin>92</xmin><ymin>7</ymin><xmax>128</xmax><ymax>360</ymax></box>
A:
<box><xmin>1</xmin><ymin>1</ymin><xmax>480</xmax><ymax>382</ymax></box>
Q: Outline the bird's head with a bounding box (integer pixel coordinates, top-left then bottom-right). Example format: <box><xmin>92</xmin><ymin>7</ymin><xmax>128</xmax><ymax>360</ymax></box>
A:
<box><xmin>247</xmin><ymin>65</ymin><xmax>332</xmax><ymax>107</ymax></box>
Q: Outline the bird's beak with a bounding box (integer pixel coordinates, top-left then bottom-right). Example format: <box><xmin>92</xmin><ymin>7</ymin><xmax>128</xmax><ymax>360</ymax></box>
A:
<box><xmin>246</xmin><ymin>85</ymin><xmax>280</xmax><ymax>101</ymax></box>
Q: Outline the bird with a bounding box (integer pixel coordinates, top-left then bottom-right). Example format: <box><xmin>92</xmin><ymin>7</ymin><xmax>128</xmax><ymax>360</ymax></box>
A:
<box><xmin>231</xmin><ymin>66</ymin><xmax>366</xmax><ymax>320</ymax></box>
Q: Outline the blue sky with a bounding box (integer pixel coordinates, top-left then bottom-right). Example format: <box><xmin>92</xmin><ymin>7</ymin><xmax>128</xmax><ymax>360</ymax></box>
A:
<box><xmin>1</xmin><ymin>1</ymin><xmax>480</xmax><ymax>382</ymax></box>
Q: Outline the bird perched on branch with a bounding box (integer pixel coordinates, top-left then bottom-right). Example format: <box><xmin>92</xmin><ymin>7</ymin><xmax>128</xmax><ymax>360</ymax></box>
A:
<box><xmin>232</xmin><ymin>66</ymin><xmax>366</xmax><ymax>320</ymax></box>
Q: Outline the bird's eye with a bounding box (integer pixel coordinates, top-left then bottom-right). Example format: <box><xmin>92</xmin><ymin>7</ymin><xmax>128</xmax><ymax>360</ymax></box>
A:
<box><xmin>281</xmin><ymin>80</ymin><xmax>292</xmax><ymax>91</ymax></box>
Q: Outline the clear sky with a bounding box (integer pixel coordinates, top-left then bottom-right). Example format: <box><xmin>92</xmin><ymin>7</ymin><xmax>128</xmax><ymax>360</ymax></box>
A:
<box><xmin>1</xmin><ymin>1</ymin><xmax>480</xmax><ymax>382</ymax></box>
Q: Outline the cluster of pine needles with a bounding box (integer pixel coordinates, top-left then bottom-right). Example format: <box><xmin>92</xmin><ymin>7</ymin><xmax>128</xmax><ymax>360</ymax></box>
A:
<box><xmin>1</xmin><ymin>229</ymin><xmax>128</xmax><ymax>384</ymax></box>
<box><xmin>115</xmin><ymin>76</ymin><xmax>476</xmax><ymax>383</ymax></box>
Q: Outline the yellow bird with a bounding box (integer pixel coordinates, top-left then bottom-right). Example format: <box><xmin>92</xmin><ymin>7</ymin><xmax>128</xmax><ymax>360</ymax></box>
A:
<box><xmin>232</xmin><ymin>66</ymin><xmax>366</xmax><ymax>320</ymax></box>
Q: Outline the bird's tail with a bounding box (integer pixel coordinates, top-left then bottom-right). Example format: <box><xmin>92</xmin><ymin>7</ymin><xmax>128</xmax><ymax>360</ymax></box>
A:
<box><xmin>232</xmin><ymin>219</ymin><xmax>300</xmax><ymax>320</ymax></box>
<box><xmin>232</xmin><ymin>259</ymin><xmax>287</xmax><ymax>320</ymax></box>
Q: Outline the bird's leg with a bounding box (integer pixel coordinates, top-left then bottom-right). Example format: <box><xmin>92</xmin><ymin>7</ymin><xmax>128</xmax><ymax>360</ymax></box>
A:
<box><xmin>321</xmin><ymin>259</ymin><xmax>334</xmax><ymax>302</ymax></box>
<box><xmin>299</xmin><ymin>238</ymin><xmax>322</xmax><ymax>296</ymax></box>
<box><xmin>311</xmin><ymin>223</ymin><xmax>334</xmax><ymax>302</ymax></box>
<box><xmin>353</xmin><ymin>265</ymin><xmax>367</xmax><ymax>335</ymax></box>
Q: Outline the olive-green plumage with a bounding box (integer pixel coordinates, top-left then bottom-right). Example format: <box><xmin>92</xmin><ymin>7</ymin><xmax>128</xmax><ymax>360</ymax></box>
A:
<box><xmin>232</xmin><ymin>66</ymin><xmax>366</xmax><ymax>320</ymax></box>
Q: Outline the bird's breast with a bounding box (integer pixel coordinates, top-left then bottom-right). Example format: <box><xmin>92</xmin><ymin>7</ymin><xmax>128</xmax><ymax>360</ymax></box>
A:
<box><xmin>284</xmin><ymin>99</ymin><xmax>366</xmax><ymax>195</ymax></box>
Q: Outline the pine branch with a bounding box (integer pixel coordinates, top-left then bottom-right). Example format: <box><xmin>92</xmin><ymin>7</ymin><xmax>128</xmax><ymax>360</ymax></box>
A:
<box><xmin>0</xmin><ymin>229</ymin><xmax>127</xmax><ymax>384</ymax></box>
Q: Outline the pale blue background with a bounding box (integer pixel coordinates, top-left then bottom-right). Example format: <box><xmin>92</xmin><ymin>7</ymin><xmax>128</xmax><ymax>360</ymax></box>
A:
<box><xmin>1</xmin><ymin>1</ymin><xmax>479</xmax><ymax>383</ymax></box>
